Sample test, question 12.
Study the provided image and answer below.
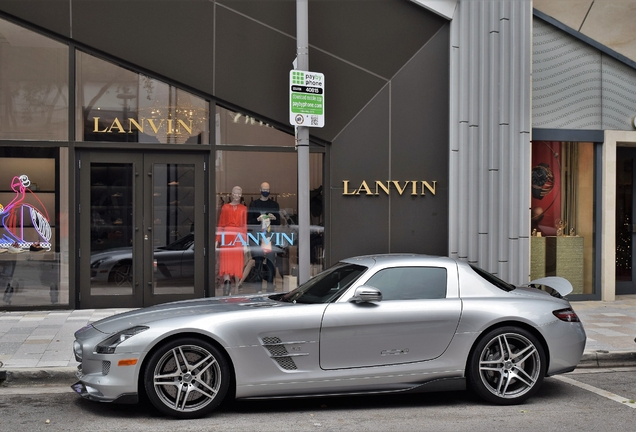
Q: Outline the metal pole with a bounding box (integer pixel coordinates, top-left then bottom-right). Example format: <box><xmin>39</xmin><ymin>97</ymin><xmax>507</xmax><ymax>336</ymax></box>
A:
<box><xmin>296</xmin><ymin>0</ymin><xmax>310</xmax><ymax>284</ymax></box>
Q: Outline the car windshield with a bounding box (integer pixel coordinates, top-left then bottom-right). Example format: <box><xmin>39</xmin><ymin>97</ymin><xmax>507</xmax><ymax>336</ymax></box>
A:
<box><xmin>279</xmin><ymin>262</ymin><xmax>367</xmax><ymax>304</ymax></box>
<box><xmin>469</xmin><ymin>264</ymin><xmax>516</xmax><ymax>292</ymax></box>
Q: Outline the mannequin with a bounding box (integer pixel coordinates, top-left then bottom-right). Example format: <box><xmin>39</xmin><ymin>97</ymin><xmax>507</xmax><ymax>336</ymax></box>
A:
<box><xmin>216</xmin><ymin>186</ymin><xmax>247</xmax><ymax>296</ymax></box>
<box><xmin>248</xmin><ymin>181</ymin><xmax>280</xmax><ymax>292</ymax></box>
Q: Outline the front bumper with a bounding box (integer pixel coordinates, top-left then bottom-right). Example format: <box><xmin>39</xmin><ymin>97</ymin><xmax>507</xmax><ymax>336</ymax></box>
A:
<box><xmin>72</xmin><ymin>378</ymin><xmax>138</xmax><ymax>404</ymax></box>
<box><xmin>72</xmin><ymin>325</ymin><xmax>145</xmax><ymax>403</ymax></box>
<box><xmin>72</xmin><ymin>356</ymin><xmax>142</xmax><ymax>403</ymax></box>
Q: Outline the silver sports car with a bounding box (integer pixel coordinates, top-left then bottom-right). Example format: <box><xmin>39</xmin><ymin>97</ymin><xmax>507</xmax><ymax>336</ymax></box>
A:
<box><xmin>71</xmin><ymin>254</ymin><xmax>586</xmax><ymax>419</ymax></box>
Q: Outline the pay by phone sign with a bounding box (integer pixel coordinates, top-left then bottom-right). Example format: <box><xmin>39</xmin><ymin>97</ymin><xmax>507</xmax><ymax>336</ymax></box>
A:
<box><xmin>289</xmin><ymin>70</ymin><xmax>324</xmax><ymax>128</ymax></box>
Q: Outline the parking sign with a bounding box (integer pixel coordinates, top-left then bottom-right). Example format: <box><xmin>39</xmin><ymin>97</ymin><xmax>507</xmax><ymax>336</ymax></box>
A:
<box><xmin>289</xmin><ymin>70</ymin><xmax>324</xmax><ymax>128</ymax></box>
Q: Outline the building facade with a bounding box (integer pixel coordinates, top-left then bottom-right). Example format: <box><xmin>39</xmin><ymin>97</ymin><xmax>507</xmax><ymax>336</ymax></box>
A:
<box><xmin>0</xmin><ymin>0</ymin><xmax>450</xmax><ymax>309</ymax></box>
<box><xmin>1</xmin><ymin>0</ymin><xmax>635</xmax><ymax>310</ymax></box>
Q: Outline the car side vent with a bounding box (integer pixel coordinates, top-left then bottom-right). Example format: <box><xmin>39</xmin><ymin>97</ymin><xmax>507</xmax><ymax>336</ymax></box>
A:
<box><xmin>274</xmin><ymin>357</ymin><xmax>298</xmax><ymax>370</ymax></box>
<box><xmin>102</xmin><ymin>360</ymin><xmax>111</xmax><ymax>376</ymax></box>
<box><xmin>261</xmin><ymin>337</ymin><xmax>298</xmax><ymax>370</ymax></box>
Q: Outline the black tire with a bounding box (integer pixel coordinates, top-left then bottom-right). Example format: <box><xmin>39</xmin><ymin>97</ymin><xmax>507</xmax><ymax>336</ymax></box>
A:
<box><xmin>143</xmin><ymin>338</ymin><xmax>230</xmax><ymax>419</ymax></box>
<box><xmin>468</xmin><ymin>326</ymin><xmax>546</xmax><ymax>405</ymax></box>
<box><xmin>109</xmin><ymin>262</ymin><xmax>132</xmax><ymax>286</ymax></box>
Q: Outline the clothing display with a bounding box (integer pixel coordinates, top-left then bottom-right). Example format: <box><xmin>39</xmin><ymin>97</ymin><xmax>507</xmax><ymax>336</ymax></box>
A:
<box><xmin>216</xmin><ymin>203</ymin><xmax>247</xmax><ymax>278</ymax></box>
<box><xmin>248</xmin><ymin>196</ymin><xmax>280</xmax><ymax>292</ymax></box>
<box><xmin>247</xmin><ymin>198</ymin><xmax>280</xmax><ymax>226</ymax></box>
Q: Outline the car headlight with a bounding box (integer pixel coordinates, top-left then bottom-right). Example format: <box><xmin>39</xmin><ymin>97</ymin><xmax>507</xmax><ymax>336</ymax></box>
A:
<box><xmin>73</xmin><ymin>340</ymin><xmax>82</xmax><ymax>362</ymax></box>
<box><xmin>91</xmin><ymin>259</ymin><xmax>106</xmax><ymax>269</ymax></box>
<box><xmin>95</xmin><ymin>326</ymin><xmax>149</xmax><ymax>354</ymax></box>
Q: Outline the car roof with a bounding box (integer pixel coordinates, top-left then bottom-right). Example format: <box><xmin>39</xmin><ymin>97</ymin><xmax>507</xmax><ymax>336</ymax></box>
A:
<box><xmin>341</xmin><ymin>254</ymin><xmax>458</xmax><ymax>268</ymax></box>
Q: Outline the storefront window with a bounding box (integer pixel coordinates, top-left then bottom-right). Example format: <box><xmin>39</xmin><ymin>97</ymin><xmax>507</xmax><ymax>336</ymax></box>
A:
<box><xmin>76</xmin><ymin>51</ymin><xmax>209</xmax><ymax>144</ymax></box>
<box><xmin>0</xmin><ymin>147</ymin><xmax>69</xmax><ymax>306</ymax></box>
<box><xmin>530</xmin><ymin>141</ymin><xmax>595</xmax><ymax>294</ymax></box>
<box><xmin>215</xmin><ymin>149</ymin><xmax>323</xmax><ymax>295</ymax></box>
<box><xmin>216</xmin><ymin>106</ymin><xmax>295</xmax><ymax>147</ymax></box>
<box><xmin>0</xmin><ymin>17</ymin><xmax>68</xmax><ymax>141</ymax></box>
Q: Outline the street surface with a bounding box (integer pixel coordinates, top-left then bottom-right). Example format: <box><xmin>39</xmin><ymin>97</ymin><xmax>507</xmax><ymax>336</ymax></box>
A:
<box><xmin>0</xmin><ymin>368</ymin><xmax>634</xmax><ymax>431</ymax></box>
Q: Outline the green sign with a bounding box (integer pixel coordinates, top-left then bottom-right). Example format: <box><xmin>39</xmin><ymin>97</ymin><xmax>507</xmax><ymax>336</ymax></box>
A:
<box><xmin>289</xmin><ymin>70</ymin><xmax>325</xmax><ymax>128</ymax></box>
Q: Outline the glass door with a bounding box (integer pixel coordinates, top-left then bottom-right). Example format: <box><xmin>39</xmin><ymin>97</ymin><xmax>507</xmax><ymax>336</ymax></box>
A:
<box><xmin>78</xmin><ymin>151</ymin><xmax>206</xmax><ymax>308</ymax></box>
<box><xmin>616</xmin><ymin>147</ymin><xmax>636</xmax><ymax>295</ymax></box>
<box><xmin>143</xmin><ymin>154</ymin><xmax>204</xmax><ymax>305</ymax></box>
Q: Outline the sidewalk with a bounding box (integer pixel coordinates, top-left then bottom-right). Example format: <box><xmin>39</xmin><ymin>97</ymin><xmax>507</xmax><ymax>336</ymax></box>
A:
<box><xmin>0</xmin><ymin>297</ymin><xmax>635</xmax><ymax>386</ymax></box>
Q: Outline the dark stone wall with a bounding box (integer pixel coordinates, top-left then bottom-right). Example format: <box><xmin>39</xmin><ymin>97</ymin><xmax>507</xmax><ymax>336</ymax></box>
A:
<box><xmin>330</xmin><ymin>27</ymin><xmax>449</xmax><ymax>262</ymax></box>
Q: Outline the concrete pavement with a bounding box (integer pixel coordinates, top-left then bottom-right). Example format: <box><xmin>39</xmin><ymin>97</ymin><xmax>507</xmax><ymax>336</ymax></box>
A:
<box><xmin>0</xmin><ymin>296</ymin><xmax>635</xmax><ymax>386</ymax></box>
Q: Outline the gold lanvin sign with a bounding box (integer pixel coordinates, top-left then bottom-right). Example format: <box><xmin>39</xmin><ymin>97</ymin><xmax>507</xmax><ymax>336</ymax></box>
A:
<box><xmin>343</xmin><ymin>180</ymin><xmax>437</xmax><ymax>196</ymax></box>
<box><xmin>92</xmin><ymin>117</ymin><xmax>194</xmax><ymax>135</ymax></box>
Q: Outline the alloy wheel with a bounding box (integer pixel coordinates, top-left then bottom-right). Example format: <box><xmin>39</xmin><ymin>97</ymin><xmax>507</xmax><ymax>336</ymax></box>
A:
<box><xmin>477</xmin><ymin>332</ymin><xmax>541</xmax><ymax>400</ymax></box>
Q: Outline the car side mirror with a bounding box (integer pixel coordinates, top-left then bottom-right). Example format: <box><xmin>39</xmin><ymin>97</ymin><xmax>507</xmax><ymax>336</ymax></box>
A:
<box><xmin>349</xmin><ymin>286</ymin><xmax>382</xmax><ymax>303</ymax></box>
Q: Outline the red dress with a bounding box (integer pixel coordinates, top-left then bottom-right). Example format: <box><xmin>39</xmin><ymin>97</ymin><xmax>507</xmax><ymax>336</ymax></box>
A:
<box><xmin>216</xmin><ymin>203</ymin><xmax>247</xmax><ymax>278</ymax></box>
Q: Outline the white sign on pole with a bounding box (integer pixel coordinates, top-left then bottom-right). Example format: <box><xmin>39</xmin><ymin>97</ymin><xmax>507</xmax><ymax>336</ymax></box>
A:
<box><xmin>289</xmin><ymin>70</ymin><xmax>324</xmax><ymax>128</ymax></box>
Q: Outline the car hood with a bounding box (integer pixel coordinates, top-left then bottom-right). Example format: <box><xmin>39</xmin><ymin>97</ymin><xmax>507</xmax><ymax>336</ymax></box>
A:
<box><xmin>90</xmin><ymin>295</ymin><xmax>281</xmax><ymax>334</ymax></box>
<box><xmin>90</xmin><ymin>247</ymin><xmax>133</xmax><ymax>262</ymax></box>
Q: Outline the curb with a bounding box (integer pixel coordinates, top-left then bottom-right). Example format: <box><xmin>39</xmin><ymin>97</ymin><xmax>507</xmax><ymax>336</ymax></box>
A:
<box><xmin>0</xmin><ymin>367</ymin><xmax>77</xmax><ymax>388</ymax></box>
<box><xmin>576</xmin><ymin>351</ymin><xmax>636</xmax><ymax>369</ymax></box>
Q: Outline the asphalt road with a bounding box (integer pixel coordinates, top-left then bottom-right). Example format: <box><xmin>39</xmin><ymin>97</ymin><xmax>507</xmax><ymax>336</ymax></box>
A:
<box><xmin>0</xmin><ymin>368</ymin><xmax>634</xmax><ymax>431</ymax></box>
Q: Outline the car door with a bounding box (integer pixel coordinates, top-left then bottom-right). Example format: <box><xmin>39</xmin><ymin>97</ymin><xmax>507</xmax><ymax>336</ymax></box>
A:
<box><xmin>319</xmin><ymin>265</ymin><xmax>462</xmax><ymax>370</ymax></box>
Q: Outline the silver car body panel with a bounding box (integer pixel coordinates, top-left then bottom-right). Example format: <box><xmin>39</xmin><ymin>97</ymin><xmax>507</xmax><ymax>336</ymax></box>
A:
<box><xmin>73</xmin><ymin>254</ymin><xmax>586</xmax><ymax>402</ymax></box>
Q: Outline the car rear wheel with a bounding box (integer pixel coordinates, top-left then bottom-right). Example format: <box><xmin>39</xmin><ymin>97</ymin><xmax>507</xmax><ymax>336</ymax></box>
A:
<box><xmin>144</xmin><ymin>338</ymin><xmax>230</xmax><ymax>419</ymax></box>
<box><xmin>468</xmin><ymin>326</ymin><xmax>546</xmax><ymax>404</ymax></box>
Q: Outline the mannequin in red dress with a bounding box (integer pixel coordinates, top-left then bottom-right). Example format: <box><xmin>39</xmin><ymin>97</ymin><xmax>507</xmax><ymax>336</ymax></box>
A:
<box><xmin>216</xmin><ymin>186</ymin><xmax>247</xmax><ymax>296</ymax></box>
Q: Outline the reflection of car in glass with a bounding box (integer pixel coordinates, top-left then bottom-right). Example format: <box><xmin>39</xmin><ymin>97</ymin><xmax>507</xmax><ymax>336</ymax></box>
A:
<box><xmin>73</xmin><ymin>255</ymin><xmax>586</xmax><ymax>419</ymax></box>
<box><xmin>90</xmin><ymin>231</ymin><xmax>289</xmax><ymax>286</ymax></box>
<box><xmin>90</xmin><ymin>233</ymin><xmax>195</xmax><ymax>286</ymax></box>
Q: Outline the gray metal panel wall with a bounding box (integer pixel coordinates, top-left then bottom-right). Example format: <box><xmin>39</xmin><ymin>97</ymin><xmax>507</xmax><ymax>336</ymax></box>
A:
<box><xmin>449</xmin><ymin>0</ymin><xmax>532</xmax><ymax>284</ymax></box>
<box><xmin>0</xmin><ymin>0</ymin><xmax>69</xmax><ymax>37</ymax></box>
<box><xmin>533</xmin><ymin>17</ymin><xmax>636</xmax><ymax>131</ymax></box>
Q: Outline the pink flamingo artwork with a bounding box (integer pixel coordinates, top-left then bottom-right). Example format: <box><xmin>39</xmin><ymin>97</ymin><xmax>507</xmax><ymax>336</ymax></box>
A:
<box><xmin>0</xmin><ymin>174</ymin><xmax>51</xmax><ymax>248</ymax></box>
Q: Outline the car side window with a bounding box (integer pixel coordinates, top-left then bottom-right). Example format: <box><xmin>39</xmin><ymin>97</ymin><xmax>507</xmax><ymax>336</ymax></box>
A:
<box><xmin>366</xmin><ymin>267</ymin><xmax>447</xmax><ymax>300</ymax></box>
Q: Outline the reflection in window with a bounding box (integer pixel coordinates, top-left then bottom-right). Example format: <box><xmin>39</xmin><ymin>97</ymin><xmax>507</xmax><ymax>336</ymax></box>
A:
<box><xmin>366</xmin><ymin>267</ymin><xmax>447</xmax><ymax>300</ymax></box>
<box><xmin>530</xmin><ymin>141</ymin><xmax>595</xmax><ymax>294</ymax></box>
<box><xmin>89</xmin><ymin>163</ymin><xmax>134</xmax><ymax>296</ymax></box>
<box><xmin>215</xmin><ymin>149</ymin><xmax>323</xmax><ymax>296</ymax></box>
<box><xmin>216</xmin><ymin>106</ymin><xmax>295</xmax><ymax>147</ymax></box>
<box><xmin>0</xmin><ymin>17</ymin><xmax>69</xmax><ymax>140</ymax></box>
<box><xmin>76</xmin><ymin>51</ymin><xmax>209</xmax><ymax>144</ymax></box>
<box><xmin>0</xmin><ymin>148</ymin><xmax>68</xmax><ymax>306</ymax></box>
<box><xmin>152</xmin><ymin>163</ymin><xmax>195</xmax><ymax>295</ymax></box>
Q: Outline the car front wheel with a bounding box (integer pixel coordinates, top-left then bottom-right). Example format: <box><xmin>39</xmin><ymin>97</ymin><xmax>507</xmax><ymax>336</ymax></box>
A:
<box><xmin>468</xmin><ymin>326</ymin><xmax>546</xmax><ymax>404</ymax></box>
<box><xmin>144</xmin><ymin>338</ymin><xmax>230</xmax><ymax>419</ymax></box>
<box><xmin>109</xmin><ymin>263</ymin><xmax>132</xmax><ymax>286</ymax></box>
